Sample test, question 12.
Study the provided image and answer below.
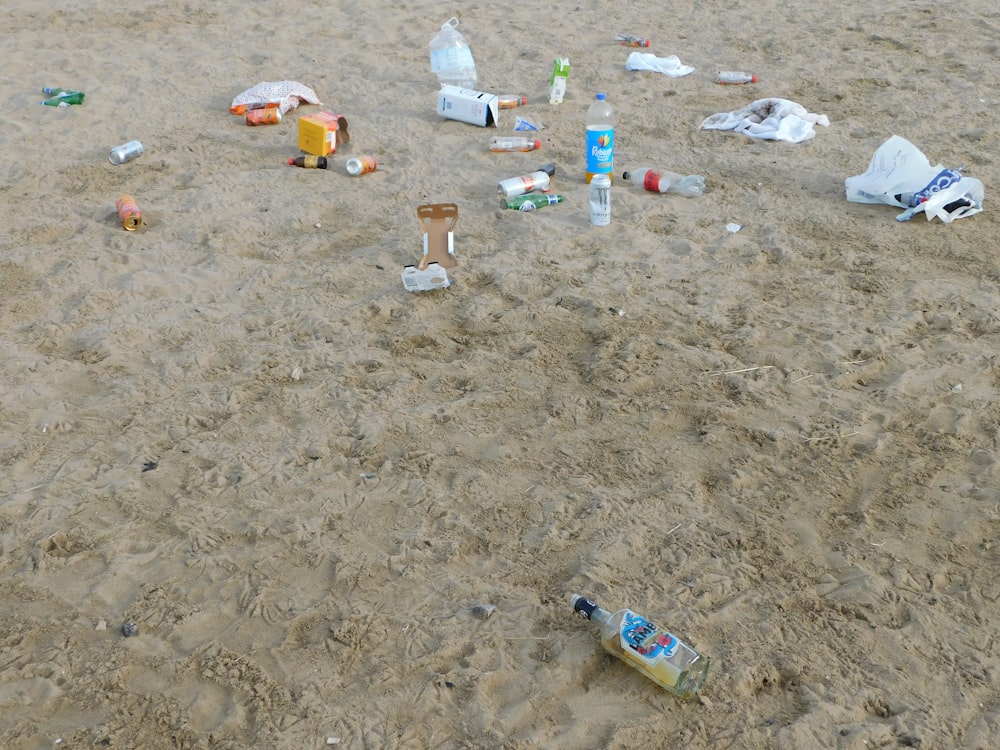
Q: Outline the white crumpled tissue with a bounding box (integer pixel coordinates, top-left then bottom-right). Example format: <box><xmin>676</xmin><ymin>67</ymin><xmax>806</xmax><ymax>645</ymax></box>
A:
<box><xmin>625</xmin><ymin>52</ymin><xmax>695</xmax><ymax>78</ymax></box>
<box><xmin>700</xmin><ymin>98</ymin><xmax>829</xmax><ymax>143</ymax></box>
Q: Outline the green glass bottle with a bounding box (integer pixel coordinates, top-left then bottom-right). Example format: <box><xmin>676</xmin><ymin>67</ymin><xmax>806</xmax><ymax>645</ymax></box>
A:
<box><xmin>501</xmin><ymin>193</ymin><xmax>564</xmax><ymax>211</ymax></box>
<box><xmin>41</xmin><ymin>90</ymin><xmax>85</xmax><ymax>106</ymax></box>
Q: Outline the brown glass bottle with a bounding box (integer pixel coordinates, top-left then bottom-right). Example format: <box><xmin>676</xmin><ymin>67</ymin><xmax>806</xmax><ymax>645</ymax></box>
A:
<box><xmin>288</xmin><ymin>155</ymin><xmax>328</xmax><ymax>169</ymax></box>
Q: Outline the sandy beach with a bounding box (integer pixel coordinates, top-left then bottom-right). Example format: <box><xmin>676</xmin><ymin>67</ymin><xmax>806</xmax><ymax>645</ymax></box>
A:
<box><xmin>2</xmin><ymin>1</ymin><xmax>999</xmax><ymax>748</ymax></box>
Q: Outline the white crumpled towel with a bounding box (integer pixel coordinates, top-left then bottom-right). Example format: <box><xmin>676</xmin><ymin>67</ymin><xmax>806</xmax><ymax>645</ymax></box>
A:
<box><xmin>700</xmin><ymin>98</ymin><xmax>829</xmax><ymax>143</ymax></box>
<box><xmin>230</xmin><ymin>81</ymin><xmax>322</xmax><ymax>115</ymax></box>
<box><xmin>625</xmin><ymin>52</ymin><xmax>695</xmax><ymax>77</ymax></box>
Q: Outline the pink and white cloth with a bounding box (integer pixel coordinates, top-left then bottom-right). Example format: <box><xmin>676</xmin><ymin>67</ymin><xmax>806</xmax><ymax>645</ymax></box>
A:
<box><xmin>230</xmin><ymin>81</ymin><xmax>321</xmax><ymax>115</ymax></box>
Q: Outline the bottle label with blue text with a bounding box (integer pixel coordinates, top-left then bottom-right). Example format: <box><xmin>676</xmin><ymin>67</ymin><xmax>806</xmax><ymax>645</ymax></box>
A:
<box><xmin>616</xmin><ymin>609</ymin><xmax>687</xmax><ymax>689</ymax></box>
<box><xmin>586</xmin><ymin>128</ymin><xmax>614</xmax><ymax>174</ymax></box>
<box><xmin>619</xmin><ymin>610</ymin><xmax>678</xmax><ymax>663</ymax></box>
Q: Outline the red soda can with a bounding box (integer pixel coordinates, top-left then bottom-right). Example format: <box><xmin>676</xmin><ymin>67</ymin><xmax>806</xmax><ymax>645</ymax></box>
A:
<box><xmin>246</xmin><ymin>108</ymin><xmax>282</xmax><ymax>125</ymax></box>
<box><xmin>116</xmin><ymin>195</ymin><xmax>142</xmax><ymax>231</ymax></box>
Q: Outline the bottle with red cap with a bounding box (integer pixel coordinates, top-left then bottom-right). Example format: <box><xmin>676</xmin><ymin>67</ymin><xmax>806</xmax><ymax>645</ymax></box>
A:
<box><xmin>288</xmin><ymin>155</ymin><xmax>329</xmax><ymax>169</ymax></box>
<box><xmin>615</xmin><ymin>34</ymin><xmax>650</xmax><ymax>48</ymax></box>
<box><xmin>497</xmin><ymin>163</ymin><xmax>556</xmax><ymax>198</ymax></box>
<box><xmin>622</xmin><ymin>168</ymin><xmax>705</xmax><ymax>197</ymax></box>
<box><xmin>497</xmin><ymin>95</ymin><xmax>528</xmax><ymax>109</ymax></box>
<box><xmin>716</xmin><ymin>71</ymin><xmax>757</xmax><ymax>84</ymax></box>
<box><xmin>490</xmin><ymin>137</ymin><xmax>542</xmax><ymax>153</ymax></box>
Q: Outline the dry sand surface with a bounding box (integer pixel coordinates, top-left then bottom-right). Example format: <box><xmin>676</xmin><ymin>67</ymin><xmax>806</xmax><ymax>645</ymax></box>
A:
<box><xmin>2</xmin><ymin>0</ymin><xmax>1000</xmax><ymax>748</ymax></box>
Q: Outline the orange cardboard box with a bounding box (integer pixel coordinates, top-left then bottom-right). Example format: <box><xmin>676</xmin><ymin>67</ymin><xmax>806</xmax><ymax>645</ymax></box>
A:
<box><xmin>297</xmin><ymin>111</ymin><xmax>350</xmax><ymax>156</ymax></box>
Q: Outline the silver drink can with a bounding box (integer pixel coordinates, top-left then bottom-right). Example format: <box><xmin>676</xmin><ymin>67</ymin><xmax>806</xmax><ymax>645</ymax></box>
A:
<box><xmin>589</xmin><ymin>173</ymin><xmax>611</xmax><ymax>226</ymax></box>
<box><xmin>109</xmin><ymin>140</ymin><xmax>144</xmax><ymax>165</ymax></box>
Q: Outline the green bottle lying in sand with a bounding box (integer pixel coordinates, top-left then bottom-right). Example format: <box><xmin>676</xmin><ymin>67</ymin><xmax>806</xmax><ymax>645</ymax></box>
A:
<box><xmin>500</xmin><ymin>193</ymin><xmax>564</xmax><ymax>211</ymax></box>
<box><xmin>41</xmin><ymin>87</ymin><xmax>85</xmax><ymax>106</ymax></box>
<box><xmin>570</xmin><ymin>593</ymin><xmax>709</xmax><ymax>698</ymax></box>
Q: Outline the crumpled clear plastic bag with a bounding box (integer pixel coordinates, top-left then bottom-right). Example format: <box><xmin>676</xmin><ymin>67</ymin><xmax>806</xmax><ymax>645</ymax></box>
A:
<box><xmin>229</xmin><ymin>81</ymin><xmax>321</xmax><ymax>115</ymax></box>
<box><xmin>845</xmin><ymin>135</ymin><xmax>984</xmax><ymax>223</ymax></box>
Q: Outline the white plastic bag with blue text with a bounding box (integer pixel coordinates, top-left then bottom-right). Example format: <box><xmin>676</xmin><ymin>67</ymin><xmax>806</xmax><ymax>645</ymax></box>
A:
<box><xmin>845</xmin><ymin>135</ymin><xmax>983</xmax><ymax>223</ymax></box>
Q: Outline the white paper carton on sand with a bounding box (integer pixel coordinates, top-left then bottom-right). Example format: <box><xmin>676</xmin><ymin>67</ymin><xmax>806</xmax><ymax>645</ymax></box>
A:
<box><xmin>437</xmin><ymin>86</ymin><xmax>498</xmax><ymax>127</ymax></box>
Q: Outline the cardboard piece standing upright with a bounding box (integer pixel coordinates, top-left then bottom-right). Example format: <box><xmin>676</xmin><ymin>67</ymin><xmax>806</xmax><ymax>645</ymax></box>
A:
<box><xmin>402</xmin><ymin>203</ymin><xmax>458</xmax><ymax>292</ymax></box>
<box><xmin>417</xmin><ymin>203</ymin><xmax>458</xmax><ymax>270</ymax></box>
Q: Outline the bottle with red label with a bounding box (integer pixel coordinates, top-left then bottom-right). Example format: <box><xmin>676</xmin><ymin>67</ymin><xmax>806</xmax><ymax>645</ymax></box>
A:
<box><xmin>569</xmin><ymin>593</ymin><xmax>709</xmax><ymax>698</ymax></box>
<box><xmin>622</xmin><ymin>168</ymin><xmax>705</xmax><ymax>197</ymax></box>
<box><xmin>496</xmin><ymin>163</ymin><xmax>556</xmax><ymax>198</ymax></box>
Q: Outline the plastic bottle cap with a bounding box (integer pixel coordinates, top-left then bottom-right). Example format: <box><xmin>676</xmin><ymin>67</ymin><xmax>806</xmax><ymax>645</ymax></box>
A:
<box><xmin>571</xmin><ymin>594</ymin><xmax>598</xmax><ymax>619</ymax></box>
<box><xmin>287</xmin><ymin>157</ymin><xmax>295</xmax><ymax>165</ymax></box>
<box><xmin>596</xmin><ymin>93</ymin><xmax>606</xmax><ymax>100</ymax></box>
<box><xmin>520</xmin><ymin>95</ymin><xmax>528</xmax><ymax>105</ymax></box>
<box><xmin>533</xmin><ymin>139</ymin><xmax>541</xmax><ymax>150</ymax></box>
<box><xmin>622</xmin><ymin>171</ymin><xmax>631</xmax><ymax>180</ymax></box>
<box><xmin>750</xmin><ymin>75</ymin><xmax>758</xmax><ymax>83</ymax></box>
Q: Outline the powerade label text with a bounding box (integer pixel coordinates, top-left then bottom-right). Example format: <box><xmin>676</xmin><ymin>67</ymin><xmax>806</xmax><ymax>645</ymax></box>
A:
<box><xmin>620</xmin><ymin>610</ymin><xmax>678</xmax><ymax>662</ymax></box>
<box><xmin>586</xmin><ymin>127</ymin><xmax>613</xmax><ymax>174</ymax></box>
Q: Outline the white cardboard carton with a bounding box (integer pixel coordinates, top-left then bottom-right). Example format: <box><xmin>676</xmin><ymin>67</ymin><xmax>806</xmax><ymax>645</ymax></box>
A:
<box><xmin>436</xmin><ymin>85</ymin><xmax>499</xmax><ymax>127</ymax></box>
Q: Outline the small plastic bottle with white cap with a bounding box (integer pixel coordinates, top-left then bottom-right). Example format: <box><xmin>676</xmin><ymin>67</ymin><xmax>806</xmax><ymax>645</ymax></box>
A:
<box><xmin>716</xmin><ymin>71</ymin><xmax>757</xmax><ymax>84</ymax></box>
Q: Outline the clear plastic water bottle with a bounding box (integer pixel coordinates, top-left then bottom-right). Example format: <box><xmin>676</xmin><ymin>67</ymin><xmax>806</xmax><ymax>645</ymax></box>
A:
<box><xmin>622</xmin><ymin>168</ymin><xmax>705</xmax><ymax>196</ymax></box>
<box><xmin>570</xmin><ymin>593</ymin><xmax>709</xmax><ymax>698</ymax></box>
<box><xmin>429</xmin><ymin>17</ymin><xmax>478</xmax><ymax>89</ymax></box>
<box><xmin>716</xmin><ymin>71</ymin><xmax>757</xmax><ymax>84</ymax></box>
<box><xmin>585</xmin><ymin>93</ymin><xmax>614</xmax><ymax>183</ymax></box>
<box><xmin>489</xmin><ymin>136</ymin><xmax>541</xmax><ymax>153</ymax></box>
